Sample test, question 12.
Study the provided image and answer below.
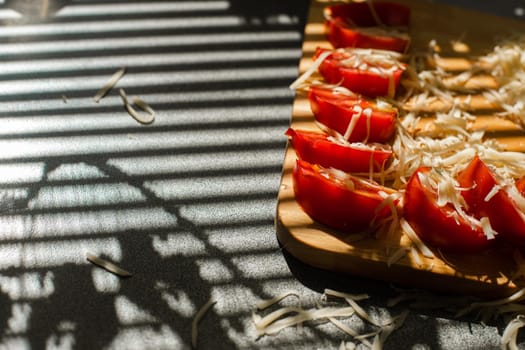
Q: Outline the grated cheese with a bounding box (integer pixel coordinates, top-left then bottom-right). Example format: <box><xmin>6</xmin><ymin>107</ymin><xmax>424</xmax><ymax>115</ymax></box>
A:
<box><xmin>387</xmin><ymin>247</ymin><xmax>408</xmax><ymax>267</ymax></box>
<box><xmin>324</xmin><ymin>288</ymin><xmax>370</xmax><ymax>302</ymax></box>
<box><xmin>289</xmin><ymin>50</ymin><xmax>333</xmax><ymax>90</ymax></box>
<box><xmin>256</xmin><ymin>291</ymin><xmax>301</xmax><ymax>310</ymax></box>
<box><xmin>93</xmin><ymin>67</ymin><xmax>126</xmax><ymax>103</ymax></box>
<box><xmin>501</xmin><ymin>314</ymin><xmax>525</xmax><ymax>350</ymax></box>
<box><xmin>86</xmin><ymin>253</ymin><xmax>132</xmax><ymax>277</ymax></box>
<box><xmin>119</xmin><ymin>89</ymin><xmax>156</xmax><ymax>125</ymax></box>
<box><xmin>371</xmin><ymin>310</ymin><xmax>409</xmax><ymax>350</ymax></box>
<box><xmin>329</xmin><ymin>317</ymin><xmax>374</xmax><ymax>348</ymax></box>
<box><xmin>506</xmin><ymin>185</ymin><xmax>525</xmax><ymax>213</ymax></box>
<box><xmin>479</xmin><ymin>217</ymin><xmax>498</xmax><ymax>240</ymax></box>
<box><xmin>343</xmin><ymin>105</ymin><xmax>363</xmax><ymax>140</ymax></box>
<box><xmin>253</xmin><ymin>289</ymin><xmax>410</xmax><ymax>349</ymax></box>
<box><xmin>484</xmin><ymin>184</ymin><xmax>501</xmax><ymax>202</ymax></box>
<box><xmin>338</xmin><ymin>340</ymin><xmax>357</xmax><ymax>350</ymax></box>
<box><xmin>255</xmin><ymin>305</ymin><xmax>356</xmax><ymax>336</ymax></box>
<box><xmin>455</xmin><ymin>287</ymin><xmax>525</xmax><ymax>318</ymax></box>
<box><xmin>400</xmin><ymin>219</ymin><xmax>434</xmax><ymax>259</ymax></box>
<box><xmin>372</xmin><ymin>192</ymin><xmax>401</xmax><ymax>238</ymax></box>
<box><xmin>409</xmin><ymin>245</ymin><xmax>423</xmax><ymax>267</ymax></box>
<box><xmin>450</xmin><ymin>40</ymin><xmax>470</xmax><ymax>54</ymax></box>
<box><xmin>363</xmin><ymin>107</ymin><xmax>373</xmax><ymax>143</ymax></box>
<box><xmin>192</xmin><ymin>299</ymin><xmax>216</xmax><ymax>349</ymax></box>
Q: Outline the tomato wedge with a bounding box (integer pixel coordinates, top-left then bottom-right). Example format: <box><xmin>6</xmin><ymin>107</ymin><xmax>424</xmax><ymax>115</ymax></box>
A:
<box><xmin>457</xmin><ymin>156</ymin><xmax>525</xmax><ymax>245</ymax></box>
<box><xmin>325</xmin><ymin>2</ymin><xmax>411</xmax><ymax>53</ymax></box>
<box><xmin>292</xmin><ymin>159</ymin><xmax>395</xmax><ymax>232</ymax></box>
<box><xmin>308</xmin><ymin>85</ymin><xmax>397</xmax><ymax>143</ymax></box>
<box><xmin>516</xmin><ymin>176</ymin><xmax>525</xmax><ymax>196</ymax></box>
<box><xmin>286</xmin><ymin>128</ymin><xmax>392</xmax><ymax>173</ymax></box>
<box><xmin>403</xmin><ymin>167</ymin><xmax>493</xmax><ymax>253</ymax></box>
<box><xmin>315</xmin><ymin>47</ymin><xmax>406</xmax><ymax>98</ymax></box>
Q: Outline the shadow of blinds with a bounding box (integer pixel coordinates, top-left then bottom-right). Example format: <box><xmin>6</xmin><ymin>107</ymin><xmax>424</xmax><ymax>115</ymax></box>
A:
<box><xmin>0</xmin><ymin>1</ymin><xmax>316</xmax><ymax>349</ymax></box>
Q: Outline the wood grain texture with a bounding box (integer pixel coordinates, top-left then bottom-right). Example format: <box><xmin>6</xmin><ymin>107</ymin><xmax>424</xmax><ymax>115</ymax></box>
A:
<box><xmin>276</xmin><ymin>0</ymin><xmax>525</xmax><ymax>298</ymax></box>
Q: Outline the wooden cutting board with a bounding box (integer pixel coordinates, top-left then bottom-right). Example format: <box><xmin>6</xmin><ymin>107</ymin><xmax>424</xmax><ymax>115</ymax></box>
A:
<box><xmin>276</xmin><ymin>0</ymin><xmax>525</xmax><ymax>298</ymax></box>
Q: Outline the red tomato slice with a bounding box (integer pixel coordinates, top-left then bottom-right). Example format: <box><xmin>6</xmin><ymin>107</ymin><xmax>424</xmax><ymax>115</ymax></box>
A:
<box><xmin>286</xmin><ymin>128</ymin><xmax>392</xmax><ymax>173</ymax></box>
<box><xmin>315</xmin><ymin>48</ymin><xmax>406</xmax><ymax>98</ymax></box>
<box><xmin>403</xmin><ymin>167</ymin><xmax>493</xmax><ymax>253</ymax></box>
<box><xmin>308</xmin><ymin>85</ymin><xmax>397</xmax><ymax>143</ymax></box>
<box><xmin>457</xmin><ymin>156</ymin><xmax>525</xmax><ymax>245</ymax></box>
<box><xmin>293</xmin><ymin>159</ymin><xmax>396</xmax><ymax>232</ymax></box>
<box><xmin>325</xmin><ymin>2</ymin><xmax>411</xmax><ymax>53</ymax></box>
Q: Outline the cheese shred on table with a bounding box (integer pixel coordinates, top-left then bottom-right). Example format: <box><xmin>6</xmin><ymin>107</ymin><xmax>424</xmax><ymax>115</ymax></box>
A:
<box><xmin>86</xmin><ymin>253</ymin><xmax>132</xmax><ymax>277</ymax></box>
<box><xmin>93</xmin><ymin>67</ymin><xmax>126</xmax><ymax>103</ymax></box>
<box><xmin>253</xmin><ymin>289</ymin><xmax>409</xmax><ymax>349</ymax></box>
<box><xmin>191</xmin><ymin>298</ymin><xmax>216</xmax><ymax>349</ymax></box>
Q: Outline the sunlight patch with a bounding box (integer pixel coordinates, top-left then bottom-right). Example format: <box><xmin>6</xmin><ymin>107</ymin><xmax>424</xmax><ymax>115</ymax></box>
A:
<box><xmin>0</xmin><ymin>238</ymin><xmax>121</xmax><ymax>269</ymax></box>
<box><xmin>0</xmin><ymin>337</ymin><xmax>30</xmax><ymax>349</ymax></box>
<box><xmin>210</xmin><ymin>285</ymin><xmax>259</xmax><ymax>316</ymax></box>
<box><xmin>151</xmin><ymin>233</ymin><xmax>206</xmax><ymax>258</ymax></box>
<box><xmin>207</xmin><ymin>226</ymin><xmax>276</xmax><ymax>253</ymax></box>
<box><xmin>0</xmin><ymin>209</ymin><xmax>177</xmax><ymax>239</ymax></box>
<box><xmin>28</xmin><ymin>183</ymin><xmax>146</xmax><ymax>210</ymax></box>
<box><xmin>7</xmin><ymin>303</ymin><xmax>31</xmax><ymax>333</ymax></box>
<box><xmin>91</xmin><ymin>268</ymin><xmax>121</xmax><ymax>294</ymax></box>
<box><xmin>56</xmin><ymin>1</ymin><xmax>229</xmax><ymax>17</ymax></box>
<box><xmin>46</xmin><ymin>333</ymin><xmax>75</xmax><ymax>350</ymax></box>
<box><xmin>157</xmin><ymin>287</ymin><xmax>196</xmax><ymax>318</ymax></box>
<box><xmin>46</xmin><ymin>162</ymin><xmax>108</xmax><ymax>181</ymax></box>
<box><xmin>0</xmin><ymin>162</ymin><xmax>44</xmax><ymax>185</ymax></box>
<box><xmin>114</xmin><ymin>295</ymin><xmax>158</xmax><ymax>326</ymax></box>
<box><xmin>106</xmin><ymin>325</ymin><xmax>184</xmax><ymax>350</ymax></box>
<box><xmin>0</xmin><ymin>272</ymin><xmax>55</xmax><ymax>300</ymax></box>
<box><xmin>196</xmin><ymin>259</ymin><xmax>234</xmax><ymax>283</ymax></box>
<box><xmin>231</xmin><ymin>252</ymin><xmax>291</xmax><ymax>279</ymax></box>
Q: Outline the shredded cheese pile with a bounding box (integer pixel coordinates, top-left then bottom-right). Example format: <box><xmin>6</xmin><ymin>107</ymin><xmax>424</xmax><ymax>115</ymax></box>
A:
<box><xmin>387</xmin><ymin>284</ymin><xmax>525</xmax><ymax>349</ymax></box>
<box><xmin>408</xmin><ymin>38</ymin><xmax>525</xmax><ymax>128</ymax></box>
<box><xmin>338</xmin><ymin>48</ymin><xmax>405</xmax><ymax>71</ymax></box>
<box><xmin>477</xmin><ymin>40</ymin><xmax>525</xmax><ymax>128</ymax></box>
<box><xmin>390</xmin><ymin>39</ymin><xmax>525</xmax><ymax>243</ymax></box>
<box><xmin>253</xmin><ymin>289</ymin><xmax>409</xmax><ymax>349</ymax></box>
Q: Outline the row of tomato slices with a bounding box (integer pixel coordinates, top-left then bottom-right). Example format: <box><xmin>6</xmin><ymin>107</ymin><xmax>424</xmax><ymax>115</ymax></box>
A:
<box><xmin>286</xmin><ymin>2</ymin><xmax>525</xmax><ymax>254</ymax></box>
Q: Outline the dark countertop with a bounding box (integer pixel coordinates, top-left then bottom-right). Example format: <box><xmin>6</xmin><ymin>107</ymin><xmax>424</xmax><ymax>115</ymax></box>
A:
<box><xmin>0</xmin><ymin>1</ymin><xmax>523</xmax><ymax>349</ymax></box>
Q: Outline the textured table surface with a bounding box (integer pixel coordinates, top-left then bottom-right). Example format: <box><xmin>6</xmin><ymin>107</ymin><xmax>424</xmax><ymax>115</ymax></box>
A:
<box><xmin>0</xmin><ymin>1</ymin><xmax>524</xmax><ymax>349</ymax></box>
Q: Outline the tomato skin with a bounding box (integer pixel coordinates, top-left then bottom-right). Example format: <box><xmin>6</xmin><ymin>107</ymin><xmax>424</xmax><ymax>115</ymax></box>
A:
<box><xmin>315</xmin><ymin>48</ymin><xmax>406</xmax><ymax>98</ymax></box>
<box><xmin>325</xmin><ymin>2</ymin><xmax>411</xmax><ymax>52</ymax></box>
<box><xmin>326</xmin><ymin>2</ymin><xmax>410</xmax><ymax>28</ymax></box>
<box><xmin>457</xmin><ymin>156</ymin><xmax>525</xmax><ymax>245</ymax></box>
<box><xmin>403</xmin><ymin>167</ymin><xmax>493</xmax><ymax>253</ymax></box>
<box><xmin>286</xmin><ymin>128</ymin><xmax>392</xmax><ymax>173</ymax></box>
<box><xmin>293</xmin><ymin>159</ymin><xmax>394</xmax><ymax>232</ymax></box>
<box><xmin>308</xmin><ymin>86</ymin><xmax>397</xmax><ymax>143</ymax></box>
